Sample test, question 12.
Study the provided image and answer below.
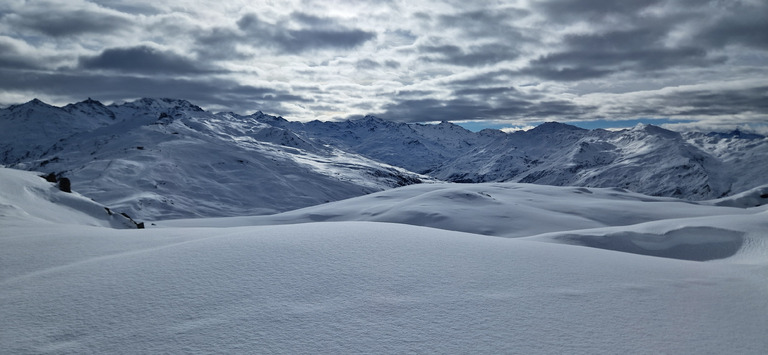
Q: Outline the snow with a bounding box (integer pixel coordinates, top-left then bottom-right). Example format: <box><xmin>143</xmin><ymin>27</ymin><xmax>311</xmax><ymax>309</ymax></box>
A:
<box><xmin>2</xmin><ymin>167</ymin><xmax>767</xmax><ymax>354</ymax></box>
<box><xmin>160</xmin><ymin>182</ymin><xmax>761</xmax><ymax>238</ymax></box>
<box><xmin>0</xmin><ymin>168</ymin><xmax>137</xmax><ymax>229</ymax></box>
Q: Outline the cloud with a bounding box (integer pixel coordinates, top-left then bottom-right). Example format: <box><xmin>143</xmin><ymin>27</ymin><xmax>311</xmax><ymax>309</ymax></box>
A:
<box><xmin>231</xmin><ymin>12</ymin><xmax>375</xmax><ymax>54</ymax></box>
<box><xmin>436</xmin><ymin>7</ymin><xmax>530</xmax><ymax>39</ymax></box>
<box><xmin>521</xmin><ymin>28</ymin><xmax>724</xmax><ymax>81</ymax></box>
<box><xmin>651</xmin><ymin>86</ymin><xmax>768</xmax><ymax>117</ymax></box>
<box><xmin>257</xmin><ymin>12</ymin><xmax>374</xmax><ymax>52</ymax></box>
<box><xmin>79</xmin><ymin>46</ymin><xmax>211</xmax><ymax>75</ymax></box>
<box><xmin>376</xmin><ymin>86</ymin><xmax>594</xmax><ymax>123</ymax></box>
<box><xmin>418</xmin><ymin>43</ymin><xmax>519</xmax><ymax>67</ymax></box>
<box><xmin>692</xmin><ymin>1</ymin><xmax>768</xmax><ymax>50</ymax></box>
<box><xmin>0</xmin><ymin>37</ymin><xmax>42</xmax><ymax>70</ymax></box>
<box><xmin>193</xmin><ymin>12</ymin><xmax>376</xmax><ymax>61</ymax></box>
<box><xmin>535</xmin><ymin>0</ymin><xmax>662</xmax><ymax>23</ymax></box>
<box><xmin>1</xmin><ymin>2</ymin><xmax>132</xmax><ymax>37</ymax></box>
<box><xmin>584</xmin><ymin>82</ymin><xmax>768</xmax><ymax>124</ymax></box>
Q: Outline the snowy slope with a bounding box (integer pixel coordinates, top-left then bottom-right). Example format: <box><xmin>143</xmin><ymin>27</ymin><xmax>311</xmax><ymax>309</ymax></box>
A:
<box><xmin>261</xmin><ymin>114</ymin><xmax>495</xmax><ymax>173</ymax></box>
<box><xmin>1</xmin><ymin>168</ymin><xmax>767</xmax><ymax>354</ymax></box>
<box><xmin>0</xmin><ymin>168</ymin><xmax>139</xmax><ymax>229</ymax></box>
<box><xmin>1</xmin><ymin>99</ymin><xmax>426</xmax><ymax>220</ymax></box>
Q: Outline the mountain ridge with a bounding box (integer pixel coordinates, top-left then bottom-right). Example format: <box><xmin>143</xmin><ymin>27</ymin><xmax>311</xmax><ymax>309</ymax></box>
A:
<box><xmin>2</xmin><ymin>97</ymin><xmax>766</xmax><ymax>220</ymax></box>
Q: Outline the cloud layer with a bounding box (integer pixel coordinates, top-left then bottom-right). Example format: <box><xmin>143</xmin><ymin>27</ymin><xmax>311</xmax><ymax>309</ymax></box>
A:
<box><xmin>0</xmin><ymin>0</ymin><xmax>766</xmax><ymax>131</ymax></box>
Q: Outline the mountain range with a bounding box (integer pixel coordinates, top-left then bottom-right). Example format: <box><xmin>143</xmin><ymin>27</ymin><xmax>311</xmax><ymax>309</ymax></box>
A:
<box><xmin>2</xmin><ymin>97</ymin><xmax>767</xmax><ymax>221</ymax></box>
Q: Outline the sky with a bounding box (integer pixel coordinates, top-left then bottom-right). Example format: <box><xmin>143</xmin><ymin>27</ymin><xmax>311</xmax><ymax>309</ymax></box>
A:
<box><xmin>1</xmin><ymin>0</ymin><xmax>767</xmax><ymax>132</ymax></box>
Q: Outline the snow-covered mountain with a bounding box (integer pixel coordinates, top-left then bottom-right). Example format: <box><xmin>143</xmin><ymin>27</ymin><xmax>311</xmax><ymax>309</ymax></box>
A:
<box><xmin>0</xmin><ymin>98</ymin><xmax>425</xmax><ymax>220</ymax></box>
<box><xmin>2</xmin><ymin>97</ymin><xmax>767</xmax><ymax>220</ymax></box>
<box><xmin>253</xmin><ymin>114</ymin><xmax>768</xmax><ymax>200</ymax></box>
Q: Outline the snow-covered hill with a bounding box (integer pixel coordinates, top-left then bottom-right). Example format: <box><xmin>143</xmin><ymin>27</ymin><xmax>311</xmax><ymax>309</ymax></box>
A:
<box><xmin>0</xmin><ymin>168</ymin><xmax>140</xmax><ymax>229</ymax></box>
<box><xmin>159</xmin><ymin>182</ymin><xmax>765</xmax><ymax>239</ymax></box>
<box><xmin>2</xmin><ymin>166</ymin><xmax>767</xmax><ymax>354</ymax></box>
<box><xmin>2</xmin><ymin>97</ymin><xmax>767</xmax><ymax>220</ymax></box>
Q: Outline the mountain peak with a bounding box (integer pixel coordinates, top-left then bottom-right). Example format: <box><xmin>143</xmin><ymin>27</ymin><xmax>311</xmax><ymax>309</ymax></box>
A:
<box><xmin>632</xmin><ymin>123</ymin><xmax>680</xmax><ymax>139</ymax></box>
<box><xmin>359</xmin><ymin>115</ymin><xmax>386</xmax><ymax>123</ymax></box>
<box><xmin>6</xmin><ymin>98</ymin><xmax>57</xmax><ymax>112</ymax></box>
<box><xmin>120</xmin><ymin>98</ymin><xmax>204</xmax><ymax>112</ymax></box>
<box><xmin>529</xmin><ymin>121</ymin><xmax>584</xmax><ymax>133</ymax></box>
<box><xmin>64</xmin><ymin>97</ymin><xmax>116</xmax><ymax>119</ymax></box>
<box><xmin>81</xmin><ymin>97</ymin><xmax>104</xmax><ymax>105</ymax></box>
<box><xmin>249</xmin><ymin>111</ymin><xmax>287</xmax><ymax>123</ymax></box>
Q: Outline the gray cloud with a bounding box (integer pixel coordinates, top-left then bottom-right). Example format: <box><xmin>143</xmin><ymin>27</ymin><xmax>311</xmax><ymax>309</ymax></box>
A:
<box><xmin>377</xmin><ymin>84</ymin><xmax>594</xmax><ymax>123</ymax></box>
<box><xmin>236</xmin><ymin>12</ymin><xmax>375</xmax><ymax>54</ymax></box>
<box><xmin>535</xmin><ymin>0</ymin><xmax>662</xmax><ymax>23</ymax></box>
<box><xmin>2</xmin><ymin>7</ymin><xmax>131</xmax><ymax>37</ymax></box>
<box><xmin>521</xmin><ymin>27</ymin><xmax>725</xmax><ymax>82</ymax></box>
<box><xmin>79</xmin><ymin>46</ymin><xmax>211</xmax><ymax>75</ymax></box>
<box><xmin>619</xmin><ymin>86</ymin><xmax>768</xmax><ymax>118</ymax></box>
<box><xmin>194</xmin><ymin>12</ymin><xmax>376</xmax><ymax>60</ymax></box>
<box><xmin>437</xmin><ymin>8</ymin><xmax>530</xmax><ymax>39</ymax></box>
<box><xmin>0</xmin><ymin>39</ymin><xmax>40</xmax><ymax>70</ymax></box>
<box><xmin>693</xmin><ymin>2</ymin><xmax>768</xmax><ymax>50</ymax></box>
<box><xmin>419</xmin><ymin>43</ymin><xmax>519</xmax><ymax>67</ymax></box>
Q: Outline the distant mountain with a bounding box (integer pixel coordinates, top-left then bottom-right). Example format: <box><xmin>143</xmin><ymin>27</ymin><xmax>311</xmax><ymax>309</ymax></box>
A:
<box><xmin>257</xmin><ymin>114</ymin><xmax>767</xmax><ymax>201</ymax></box>
<box><xmin>0</xmin><ymin>98</ymin><xmax>425</xmax><ymax>220</ymax></box>
<box><xmin>2</xmin><ymin>98</ymin><xmax>767</xmax><ymax>220</ymax></box>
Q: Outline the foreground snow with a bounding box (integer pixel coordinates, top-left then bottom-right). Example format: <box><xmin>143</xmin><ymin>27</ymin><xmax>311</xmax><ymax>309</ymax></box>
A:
<box><xmin>2</xmin><ymin>168</ymin><xmax>767</xmax><ymax>353</ymax></box>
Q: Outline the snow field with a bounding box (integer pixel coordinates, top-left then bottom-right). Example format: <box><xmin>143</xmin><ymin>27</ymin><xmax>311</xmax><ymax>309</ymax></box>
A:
<box><xmin>1</xmin><ymin>167</ymin><xmax>767</xmax><ymax>353</ymax></box>
<box><xmin>2</xmin><ymin>222</ymin><xmax>767</xmax><ymax>354</ymax></box>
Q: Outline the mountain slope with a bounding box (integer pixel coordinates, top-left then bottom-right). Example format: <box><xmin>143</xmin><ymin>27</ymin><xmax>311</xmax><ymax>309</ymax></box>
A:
<box><xmin>429</xmin><ymin>123</ymin><xmax>765</xmax><ymax>199</ymax></box>
<box><xmin>0</xmin><ymin>98</ymin><xmax>425</xmax><ymax>220</ymax></box>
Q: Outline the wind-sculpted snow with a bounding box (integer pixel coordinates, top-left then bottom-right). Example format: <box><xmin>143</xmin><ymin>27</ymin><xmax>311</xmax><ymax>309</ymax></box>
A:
<box><xmin>709</xmin><ymin>184</ymin><xmax>768</xmax><ymax>208</ymax></box>
<box><xmin>542</xmin><ymin>227</ymin><xmax>746</xmax><ymax>261</ymax></box>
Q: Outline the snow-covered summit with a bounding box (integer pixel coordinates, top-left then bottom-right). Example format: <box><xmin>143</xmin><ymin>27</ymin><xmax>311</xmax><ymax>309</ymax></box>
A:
<box><xmin>113</xmin><ymin>97</ymin><xmax>204</xmax><ymax>113</ymax></box>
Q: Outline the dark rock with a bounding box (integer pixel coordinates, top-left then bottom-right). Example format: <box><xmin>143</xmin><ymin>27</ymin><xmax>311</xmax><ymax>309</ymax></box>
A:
<box><xmin>41</xmin><ymin>172</ymin><xmax>57</xmax><ymax>183</ymax></box>
<box><xmin>58</xmin><ymin>177</ymin><xmax>71</xmax><ymax>193</ymax></box>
